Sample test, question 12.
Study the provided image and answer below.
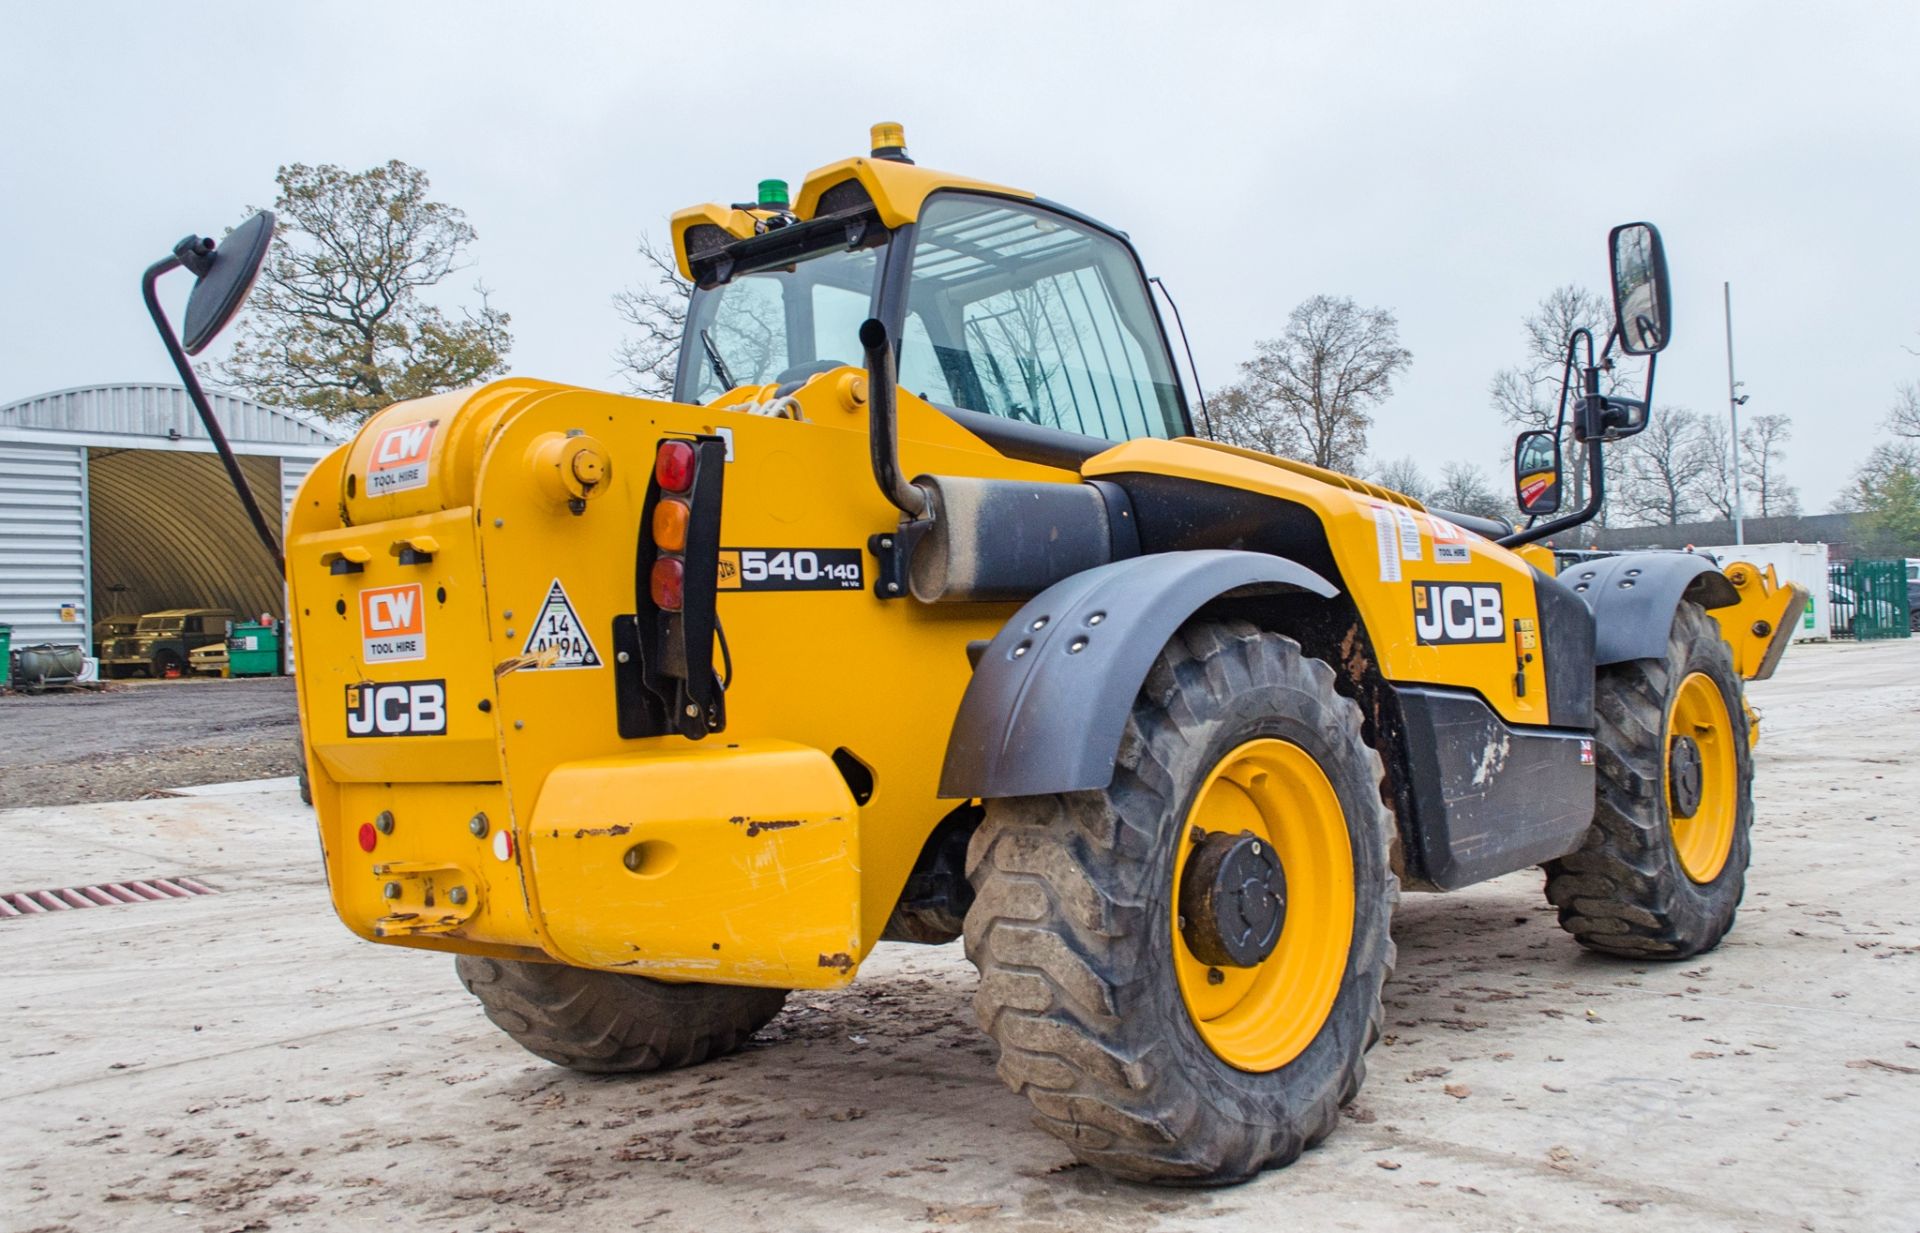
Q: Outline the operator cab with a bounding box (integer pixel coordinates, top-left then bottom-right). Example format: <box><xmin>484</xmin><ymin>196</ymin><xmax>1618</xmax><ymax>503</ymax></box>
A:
<box><xmin>673</xmin><ymin>136</ymin><xmax>1191</xmax><ymax>467</ymax></box>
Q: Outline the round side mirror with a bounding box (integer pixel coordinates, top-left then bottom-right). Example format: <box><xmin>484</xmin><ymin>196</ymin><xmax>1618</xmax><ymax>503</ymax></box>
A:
<box><xmin>182</xmin><ymin>210</ymin><xmax>275</xmax><ymax>356</ymax></box>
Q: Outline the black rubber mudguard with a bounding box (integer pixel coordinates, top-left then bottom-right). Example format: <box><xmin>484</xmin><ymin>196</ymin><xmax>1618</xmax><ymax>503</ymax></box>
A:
<box><xmin>938</xmin><ymin>549</ymin><xmax>1336</xmax><ymax>799</ymax></box>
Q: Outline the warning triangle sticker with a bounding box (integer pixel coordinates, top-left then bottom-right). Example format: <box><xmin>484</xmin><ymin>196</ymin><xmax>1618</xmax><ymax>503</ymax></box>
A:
<box><xmin>520</xmin><ymin>579</ymin><xmax>602</xmax><ymax>669</ymax></box>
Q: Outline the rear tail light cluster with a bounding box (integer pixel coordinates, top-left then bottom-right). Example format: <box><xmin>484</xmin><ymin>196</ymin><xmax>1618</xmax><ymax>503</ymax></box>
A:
<box><xmin>650</xmin><ymin>441</ymin><xmax>695</xmax><ymax>610</ymax></box>
<box><xmin>614</xmin><ymin>434</ymin><xmax>729</xmax><ymax>741</ymax></box>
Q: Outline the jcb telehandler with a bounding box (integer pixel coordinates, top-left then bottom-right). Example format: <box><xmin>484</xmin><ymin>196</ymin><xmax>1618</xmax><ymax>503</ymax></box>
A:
<box><xmin>146</xmin><ymin>123</ymin><xmax>1806</xmax><ymax>1184</ymax></box>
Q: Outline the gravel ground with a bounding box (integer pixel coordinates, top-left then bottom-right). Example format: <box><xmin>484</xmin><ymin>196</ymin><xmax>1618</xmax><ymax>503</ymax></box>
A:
<box><xmin>1</xmin><ymin>640</ymin><xmax>1917</xmax><ymax>1231</ymax></box>
<box><xmin>0</xmin><ymin>677</ymin><xmax>299</xmax><ymax>809</ymax></box>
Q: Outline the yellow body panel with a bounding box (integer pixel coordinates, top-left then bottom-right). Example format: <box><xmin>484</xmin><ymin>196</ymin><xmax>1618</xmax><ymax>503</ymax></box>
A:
<box><xmin>1083</xmin><ymin>438</ymin><xmax>1555</xmax><ymax>726</ymax></box>
<box><xmin>290</xmin><ymin>369</ymin><xmax>1067</xmax><ymax>985</ymax></box>
<box><xmin>1709</xmin><ymin>562</ymin><xmax>1808</xmax><ymax>682</ymax></box>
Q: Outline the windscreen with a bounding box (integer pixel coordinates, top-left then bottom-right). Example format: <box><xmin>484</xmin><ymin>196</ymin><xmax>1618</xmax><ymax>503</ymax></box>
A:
<box><xmin>898</xmin><ymin>195</ymin><xmax>1184</xmax><ymax>443</ymax></box>
<box><xmin>679</xmin><ymin>242</ymin><xmax>882</xmax><ymax>404</ymax></box>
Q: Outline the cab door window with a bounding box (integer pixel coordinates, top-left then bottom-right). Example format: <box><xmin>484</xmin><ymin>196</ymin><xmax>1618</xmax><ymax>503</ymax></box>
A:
<box><xmin>901</xmin><ymin>194</ymin><xmax>1184</xmax><ymax>442</ymax></box>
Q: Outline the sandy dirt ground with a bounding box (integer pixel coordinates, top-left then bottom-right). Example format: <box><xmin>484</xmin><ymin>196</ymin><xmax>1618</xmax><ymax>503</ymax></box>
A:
<box><xmin>0</xmin><ymin>677</ymin><xmax>300</xmax><ymax>810</ymax></box>
<box><xmin>2</xmin><ymin>639</ymin><xmax>1917</xmax><ymax>1232</ymax></box>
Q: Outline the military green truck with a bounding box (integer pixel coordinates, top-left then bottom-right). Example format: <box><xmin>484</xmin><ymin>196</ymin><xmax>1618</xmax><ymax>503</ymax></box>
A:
<box><xmin>101</xmin><ymin>608</ymin><xmax>234</xmax><ymax>678</ymax></box>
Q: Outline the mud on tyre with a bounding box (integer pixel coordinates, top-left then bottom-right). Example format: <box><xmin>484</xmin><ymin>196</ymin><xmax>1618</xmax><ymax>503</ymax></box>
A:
<box><xmin>456</xmin><ymin>954</ymin><xmax>788</xmax><ymax>1074</ymax></box>
<box><xmin>964</xmin><ymin>619</ymin><xmax>1396</xmax><ymax>1184</ymax></box>
<box><xmin>1545</xmin><ymin>600</ymin><xmax>1753</xmax><ymax>959</ymax></box>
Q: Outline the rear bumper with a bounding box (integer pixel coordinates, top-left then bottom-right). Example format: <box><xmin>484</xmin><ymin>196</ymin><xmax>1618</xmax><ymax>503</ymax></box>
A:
<box><xmin>317</xmin><ymin>739</ymin><xmax>863</xmax><ymax>990</ymax></box>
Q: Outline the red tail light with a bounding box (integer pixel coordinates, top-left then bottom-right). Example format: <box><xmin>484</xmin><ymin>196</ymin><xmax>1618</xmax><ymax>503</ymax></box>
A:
<box><xmin>650</xmin><ymin>557</ymin><xmax>685</xmax><ymax>611</ymax></box>
<box><xmin>655</xmin><ymin>441</ymin><xmax>696</xmax><ymax>492</ymax></box>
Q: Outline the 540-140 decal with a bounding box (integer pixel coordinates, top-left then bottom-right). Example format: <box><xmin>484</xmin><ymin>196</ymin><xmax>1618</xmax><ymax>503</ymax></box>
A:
<box><xmin>717</xmin><ymin>547</ymin><xmax>863</xmax><ymax>592</ymax></box>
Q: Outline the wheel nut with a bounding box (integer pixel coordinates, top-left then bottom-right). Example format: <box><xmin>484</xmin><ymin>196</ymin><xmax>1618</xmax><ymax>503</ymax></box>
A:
<box><xmin>468</xmin><ymin>813</ymin><xmax>489</xmax><ymax>837</ymax></box>
<box><xmin>382</xmin><ymin>881</ymin><xmax>401</xmax><ymax>900</ymax></box>
<box><xmin>375</xmin><ymin>810</ymin><xmax>395</xmax><ymax>835</ymax></box>
<box><xmin>448</xmin><ymin>886</ymin><xmax>469</xmax><ymax>906</ymax></box>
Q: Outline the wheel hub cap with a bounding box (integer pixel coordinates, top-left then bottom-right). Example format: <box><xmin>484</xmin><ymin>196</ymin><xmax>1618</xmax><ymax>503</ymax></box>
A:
<box><xmin>1669</xmin><ymin>734</ymin><xmax>1704</xmax><ymax>818</ymax></box>
<box><xmin>1179</xmin><ymin>829</ymin><xmax>1287</xmax><ymax>968</ymax></box>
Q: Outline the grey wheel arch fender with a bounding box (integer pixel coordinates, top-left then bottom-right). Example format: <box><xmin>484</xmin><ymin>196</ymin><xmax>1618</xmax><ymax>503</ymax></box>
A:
<box><xmin>938</xmin><ymin>549</ymin><xmax>1337</xmax><ymax>800</ymax></box>
<box><xmin>1559</xmin><ymin>551</ymin><xmax>1740</xmax><ymax>666</ymax></box>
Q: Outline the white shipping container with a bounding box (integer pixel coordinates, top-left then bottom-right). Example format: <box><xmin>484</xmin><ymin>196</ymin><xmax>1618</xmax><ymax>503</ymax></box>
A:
<box><xmin>1692</xmin><ymin>542</ymin><xmax>1831</xmax><ymax>641</ymax></box>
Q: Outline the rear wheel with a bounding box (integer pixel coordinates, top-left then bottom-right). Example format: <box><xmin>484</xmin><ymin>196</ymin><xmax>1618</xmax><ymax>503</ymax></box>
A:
<box><xmin>965</xmin><ymin>620</ymin><xmax>1395</xmax><ymax>1184</ymax></box>
<box><xmin>150</xmin><ymin>650</ymin><xmax>181</xmax><ymax>679</ymax></box>
<box><xmin>1545</xmin><ymin>601</ymin><xmax>1752</xmax><ymax>958</ymax></box>
<box><xmin>456</xmin><ymin>954</ymin><xmax>788</xmax><ymax>1074</ymax></box>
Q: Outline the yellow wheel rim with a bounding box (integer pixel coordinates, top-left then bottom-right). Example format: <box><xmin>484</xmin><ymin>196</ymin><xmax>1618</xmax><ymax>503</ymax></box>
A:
<box><xmin>1171</xmin><ymin>738</ymin><xmax>1354</xmax><ymax>1073</ymax></box>
<box><xmin>1667</xmin><ymin>671</ymin><xmax>1738</xmax><ymax>883</ymax></box>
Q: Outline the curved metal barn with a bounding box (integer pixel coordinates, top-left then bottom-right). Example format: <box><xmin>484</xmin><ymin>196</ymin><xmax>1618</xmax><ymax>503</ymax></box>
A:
<box><xmin>0</xmin><ymin>383</ymin><xmax>344</xmax><ymax>649</ymax></box>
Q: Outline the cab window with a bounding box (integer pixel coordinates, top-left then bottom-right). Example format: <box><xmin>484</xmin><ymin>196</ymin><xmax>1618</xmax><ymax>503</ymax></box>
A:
<box><xmin>900</xmin><ymin>194</ymin><xmax>1184</xmax><ymax>443</ymax></box>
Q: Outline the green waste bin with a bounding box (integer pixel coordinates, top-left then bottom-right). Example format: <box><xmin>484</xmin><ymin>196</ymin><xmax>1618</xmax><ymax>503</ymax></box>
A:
<box><xmin>227</xmin><ymin>622</ymin><xmax>281</xmax><ymax>676</ymax></box>
<box><xmin>0</xmin><ymin>624</ymin><xmax>11</xmax><ymax>688</ymax></box>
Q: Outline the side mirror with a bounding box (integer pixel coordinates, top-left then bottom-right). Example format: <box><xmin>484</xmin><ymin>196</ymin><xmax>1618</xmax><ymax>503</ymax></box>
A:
<box><xmin>1608</xmin><ymin>221</ymin><xmax>1671</xmax><ymax>356</ymax></box>
<box><xmin>1514</xmin><ymin>429</ymin><xmax>1563</xmax><ymax>517</ymax></box>
<box><xmin>180</xmin><ymin>210</ymin><xmax>275</xmax><ymax>355</ymax></box>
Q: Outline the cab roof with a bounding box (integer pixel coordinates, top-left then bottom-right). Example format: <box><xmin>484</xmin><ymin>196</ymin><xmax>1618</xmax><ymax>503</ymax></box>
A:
<box><xmin>671</xmin><ymin>143</ymin><xmax>1032</xmax><ymax>282</ymax></box>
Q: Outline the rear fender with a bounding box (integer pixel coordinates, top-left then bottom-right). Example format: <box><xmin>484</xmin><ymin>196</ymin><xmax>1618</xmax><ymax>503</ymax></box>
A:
<box><xmin>1558</xmin><ymin>551</ymin><xmax>1739</xmax><ymax>666</ymax></box>
<box><xmin>938</xmin><ymin>550</ymin><xmax>1336</xmax><ymax>799</ymax></box>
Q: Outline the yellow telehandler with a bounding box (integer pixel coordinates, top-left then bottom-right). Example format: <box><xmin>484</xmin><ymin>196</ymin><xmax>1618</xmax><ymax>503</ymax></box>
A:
<box><xmin>144</xmin><ymin>123</ymin><xmax>1805</xmax><ymax>1184</ymax></box>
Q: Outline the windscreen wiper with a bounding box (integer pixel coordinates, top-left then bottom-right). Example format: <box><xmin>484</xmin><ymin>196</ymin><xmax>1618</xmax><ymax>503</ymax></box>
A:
<box><xmin>700</xmin><ymin>328</ymin><xmax>738</xmax><ymax>390</ymax></box>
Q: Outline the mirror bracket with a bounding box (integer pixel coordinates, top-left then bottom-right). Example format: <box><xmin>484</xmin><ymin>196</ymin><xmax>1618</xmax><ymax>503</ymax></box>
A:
<box><xmin>172</xmin><ymin>234</ymin><xmax>215</xmax><ymax>278</ymax></box>
<box><xmin>141</xmin><ymin>211</ymin><xmax>283</xmax><ymax>579</ymax></box>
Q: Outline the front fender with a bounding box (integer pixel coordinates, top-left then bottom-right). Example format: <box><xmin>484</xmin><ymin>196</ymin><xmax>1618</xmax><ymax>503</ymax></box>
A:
<box><xmin>937</xmin><ymin>550</ymin><xmax>1336</xmax><ymax>799</ymax></box>
<box><xmin>1560</xmin><ymin>551</ymin><xmax>1739</xmax><ymax>665</ymax></box>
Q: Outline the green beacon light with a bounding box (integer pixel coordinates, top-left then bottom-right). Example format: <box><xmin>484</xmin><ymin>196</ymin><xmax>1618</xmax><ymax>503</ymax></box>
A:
<box><xmin>757</xmin><ymin>179</ymin><xmax>790</xmax><ymax>210</ymax></box>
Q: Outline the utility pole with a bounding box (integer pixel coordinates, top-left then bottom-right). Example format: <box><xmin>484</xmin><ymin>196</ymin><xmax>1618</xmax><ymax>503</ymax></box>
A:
<box><xmin>1724</xmin><ymin>281</ymin><xmax>1747</xmax><ymax>545</ymax></box>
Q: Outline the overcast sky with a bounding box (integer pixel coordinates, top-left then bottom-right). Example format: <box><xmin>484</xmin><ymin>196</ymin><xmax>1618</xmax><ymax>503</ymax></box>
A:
<box><xmin>4</xmin><ymin>2</ymin><xmax>1915</xmax><ymax>510</ymax></box>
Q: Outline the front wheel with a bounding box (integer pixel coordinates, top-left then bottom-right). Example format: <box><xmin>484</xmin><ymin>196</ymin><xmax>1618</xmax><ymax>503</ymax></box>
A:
<box><xmin>965</xmin><ymin>620</ymin><xmax>1396</xmax><ymax>1184</ymax></box>
<box><xmin>1545</xmin><ymin>601</ymin><xmax>1753</xmax><ymax>958</ymax></box>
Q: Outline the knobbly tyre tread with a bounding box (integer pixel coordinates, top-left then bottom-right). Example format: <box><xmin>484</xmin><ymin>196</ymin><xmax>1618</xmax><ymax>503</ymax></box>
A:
<box><xmin>964</xmin><ymin>619</ymin><xmax>1397</xmax><ymax>1184</ymax></box>
<box><xmin>1544</xmin><ymin>601</ymin><xmax>1753</xmax><ymax>959</ymax></box>
<box><xmin>455</xmin><ymin>954</ymin><xmax>788</xmax><ymax>1074</ymax></box>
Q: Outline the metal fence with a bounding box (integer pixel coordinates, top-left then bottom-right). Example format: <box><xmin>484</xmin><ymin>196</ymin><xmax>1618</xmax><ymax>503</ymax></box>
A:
<box><xmin>1827</xmin><ymin>558</ymin><xmax>1912</xmax><ymax>640</ymax></box>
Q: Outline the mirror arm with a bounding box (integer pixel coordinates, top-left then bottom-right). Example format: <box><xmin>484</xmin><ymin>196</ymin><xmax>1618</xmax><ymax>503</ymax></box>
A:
<box><xmin>142</xmin><ymin>255</ymin><xmax>286</xmax><ymax>575</ymax></box>
<box><xmin>1499</xmin><ymin>431</ymin><xmax>1605</xmax><ymax>550</ymax></box>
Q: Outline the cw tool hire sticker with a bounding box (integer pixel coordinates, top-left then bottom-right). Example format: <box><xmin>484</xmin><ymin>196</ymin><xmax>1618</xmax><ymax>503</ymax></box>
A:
<box><xmin>360</xmin><ymin>583</ymin><xmax>425</xmax><ymax>663</ymax></box>
<box><xmin>521</xmin><ymin>579</ymin><xmax>602</xmax><ymax>668</ymax></box>
<box><xmin>366</xmin><ymin>420</ymin><xmax>437</xmax><ymax>495</ymax></box>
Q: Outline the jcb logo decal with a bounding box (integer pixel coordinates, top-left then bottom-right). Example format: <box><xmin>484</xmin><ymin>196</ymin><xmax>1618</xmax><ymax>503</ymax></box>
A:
<box><xmin>345</xmin><ymin>679</ymin><xmax>447</xmax><ymax>737</ymax></box>
<box><xmin>359</xmin><ymin>583</ymin><xmax>425</xmax><ymax>663</ymax></box>
<box><xmin>366</xmin><ymin>420</ymin><xmax>437</xmax><ymax>495</ymax></box>
<box><xmin>1412</xmin><ymin>581</ymin><xmax>1505</xmax><ymax>645</ymax></box>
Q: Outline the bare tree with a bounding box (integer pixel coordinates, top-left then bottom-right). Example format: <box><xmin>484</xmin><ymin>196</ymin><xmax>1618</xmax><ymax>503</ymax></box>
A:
<box><xmin>1615</xmin><ymin>408</ymin><xmax>1714</xmax><ymax>526</ymax></box>
<box><xmin>1489</xmin><ymin>285</ymin><xmax>1638</xmax><ymax>514</ymax></box>
<box><xmin>1223</xmin><ymin>295</ymin><xmax>1411</xmax><ymax>473</ymax></box>
<box><xmin>1740</xmin><ymin>413</ymin><xmax>1800</xmax><ymax>516</ymax></box>
<box><xmin>1209</xmin><ymin>384</ymin><xmax>1301</xmax><ymax>457</ymax></box>
<box><xmin>1694</xmin><ymin>416</ymin><xmax>1738</xmax><ymax>520</ymax></box>
<box><xmin>1370</xmin><ymin>455</ymin><xmax>1431</xmax><ymax>503</ymax></box>
<box><xmin>1886</xmin><ymin>382</ymin><xmax>1920</xmax><ymax>439</ymax></box>
<box><xmin>1428</xmin><ymin>461</ymin><xmax>1506</xmax><ymax>519</ymax></box>
<box><xmin>613</xmin><ymin>235</ymin><xmax>691</xmax><ymax>398</ymax></box>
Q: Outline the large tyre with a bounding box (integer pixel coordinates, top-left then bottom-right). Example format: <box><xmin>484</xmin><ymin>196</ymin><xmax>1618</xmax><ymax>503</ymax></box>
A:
<box><xmin>456</xmin><ymin>954</ymin><xmax>788</xmax><ymax>1074</ymax></box>
<box><xmin>1545</xmin><ymin>601</ymin><xmax>1753</xmax><ymax>958</ymax></box>
<box><xmin>965</xmin><ymin>619</ymin><xmax>1396</xmax><ymax>1185</ymax></box>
